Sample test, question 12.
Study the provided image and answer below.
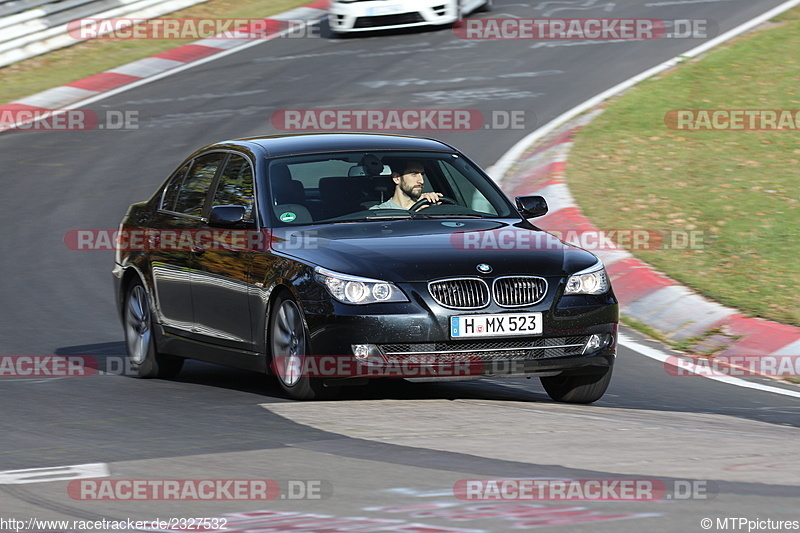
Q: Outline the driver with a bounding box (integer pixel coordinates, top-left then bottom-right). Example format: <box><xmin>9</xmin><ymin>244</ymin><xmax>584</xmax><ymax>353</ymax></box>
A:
<box><xmin>370</xmin><ymin>160</ymin><xmax>443</xmax><ymax>210</ymax></box>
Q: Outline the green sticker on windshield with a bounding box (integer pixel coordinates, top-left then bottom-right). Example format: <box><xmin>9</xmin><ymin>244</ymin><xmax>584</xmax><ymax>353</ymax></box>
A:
<box><xmin>279</xmin><ymin>212</ymin><xmax>297</xmax><ymax>222</ymax></box>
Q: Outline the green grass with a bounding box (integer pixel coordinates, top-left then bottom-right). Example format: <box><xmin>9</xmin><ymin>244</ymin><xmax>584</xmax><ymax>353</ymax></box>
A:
<box><xmin>0</xmin><ymin>0</ymin><xmax>307</xmax><ymax>105</ymax></box>
<box><xmin>620</xmin><ymin>315</ymin><xmax>673</xmax><ymax>348</ymax></box>
<box><xmin>568</xmin><ymin>7</ymin><xmax>800</xmax><ymax>327</ymax></box>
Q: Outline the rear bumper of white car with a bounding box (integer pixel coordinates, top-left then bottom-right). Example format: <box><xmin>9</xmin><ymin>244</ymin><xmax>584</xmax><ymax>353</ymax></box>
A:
<box><xmin>329</xmin><ymin>0</ymin><xmax>458</xmax><ymax>33</ymax></box>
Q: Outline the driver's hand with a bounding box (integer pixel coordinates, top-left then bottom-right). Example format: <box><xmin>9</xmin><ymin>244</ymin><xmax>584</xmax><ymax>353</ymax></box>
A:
<box><xmin>419</xmin><ymin>192</ymin><xmax>443</xmax><ymax>205</ymax></box>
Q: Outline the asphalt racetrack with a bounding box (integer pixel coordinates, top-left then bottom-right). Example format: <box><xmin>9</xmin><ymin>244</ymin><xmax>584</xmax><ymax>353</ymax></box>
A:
<box><xmin>1</xmin><ymin>1</ymin><xmax>799</xmax><ymax>531</ymax></box>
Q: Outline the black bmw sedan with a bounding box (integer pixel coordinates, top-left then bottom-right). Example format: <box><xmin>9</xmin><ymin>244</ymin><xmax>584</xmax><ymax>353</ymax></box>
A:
<box><xmin>113</xmin><ymin>133</ymin><xmax>618</xmax><ymax>402</ymax></box>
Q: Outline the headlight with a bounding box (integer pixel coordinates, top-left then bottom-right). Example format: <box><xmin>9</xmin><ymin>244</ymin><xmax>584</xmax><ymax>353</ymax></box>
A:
<box><xmin>564</xmin><ymin>261</ymin><xmax>609</xmax><ymax>295</ymax></box>
<box><xmin>315</xmin><ymin>267</ymin><xmax>409</xmax><ymax>305</ymax></box>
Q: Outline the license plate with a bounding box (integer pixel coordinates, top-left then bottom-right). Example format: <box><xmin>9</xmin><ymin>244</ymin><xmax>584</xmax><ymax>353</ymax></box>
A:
<box><xmin>368</xmin><ymin>4</ymin><xmax>402</xmax><ymax>15</ymax></box>
<box><xmin>450</xmin><ymin>313</ymin><xmax>543</xmax><ymax>338</ymax></box>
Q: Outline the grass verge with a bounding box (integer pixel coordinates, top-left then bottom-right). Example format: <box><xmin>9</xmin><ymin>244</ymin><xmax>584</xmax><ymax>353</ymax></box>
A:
<box><xmin>620</xmin><ymin>315</ymin><xmax>674</xmax><ymax>348</ymax></box>
<box><xmin>568</xmin><ymin>7</ymin><xmax>800</xmax><ymax>327</ymax></box>
<box><xmin>0</xmin><ymin>0</ymin><xmax>308</xmax><ymax>106</ymax></box>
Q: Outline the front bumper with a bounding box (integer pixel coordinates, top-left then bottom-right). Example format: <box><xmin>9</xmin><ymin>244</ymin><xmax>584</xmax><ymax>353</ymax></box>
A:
<box><xmin>329</xmin><ymin>0</ymin><xmax>458</xmax><ymax>33</ymax></box>
<box><xmin>296</xmin><ymin>285</ymin><xmax>618</xmax><ymax>381</ymax></box>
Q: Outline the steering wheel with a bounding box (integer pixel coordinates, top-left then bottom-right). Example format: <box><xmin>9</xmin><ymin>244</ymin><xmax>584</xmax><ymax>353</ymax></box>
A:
<box><xmin>409</xmin><ymin>196</ymin><xmax>457</xmax><ymax>212</ymax></box>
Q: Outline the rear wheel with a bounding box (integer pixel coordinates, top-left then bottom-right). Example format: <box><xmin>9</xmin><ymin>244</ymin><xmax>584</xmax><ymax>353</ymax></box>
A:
<box><xmin>269</xmin><ymin>293</ymin><xmax>338</xmax><ymax>400</ymax></box>
<box><xmin>540</xmin><ymin>367</ymin><xmax>612</xmax><ymax>404</ymax></box>
<box><xmin>123</xmin><ymin>279</ymin><xmax>184</xmax><ymax>378</ymax></box>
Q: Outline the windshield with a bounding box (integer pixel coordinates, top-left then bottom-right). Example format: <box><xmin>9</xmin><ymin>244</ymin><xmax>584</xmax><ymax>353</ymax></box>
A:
<box><xmin>263</xmin><ymin>150</ymin><xmax>515</xmax><ymax>226</ymax></box>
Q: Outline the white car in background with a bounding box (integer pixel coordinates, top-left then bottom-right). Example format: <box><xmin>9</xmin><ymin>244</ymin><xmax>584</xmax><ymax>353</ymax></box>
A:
<box><xmin>329</xmin><ymin>0</ymin><xmax>491</xmax><ymax>34</ymax></box>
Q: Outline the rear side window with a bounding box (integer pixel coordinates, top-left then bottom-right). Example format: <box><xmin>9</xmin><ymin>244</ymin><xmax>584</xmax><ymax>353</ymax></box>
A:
<box><xmin>212</xmin><ymin>154</ymin><xmax>255</xmax><ymax>219</ymax></box>
<box><xmin>173</xmin><ymin>152</ymin><xmax>225</xmax><ymax>217</ymax></box>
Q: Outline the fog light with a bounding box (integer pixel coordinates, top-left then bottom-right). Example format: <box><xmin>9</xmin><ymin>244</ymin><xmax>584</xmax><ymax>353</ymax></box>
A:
<box><xmin>582</xmin><ymin>334</ymin><xmax>603</xmax><ymax>355</ymax></box>
<box><xmin>352</xmin><ymin>344</ymin><xmax>381</xmax><ymax>361</ymax></box>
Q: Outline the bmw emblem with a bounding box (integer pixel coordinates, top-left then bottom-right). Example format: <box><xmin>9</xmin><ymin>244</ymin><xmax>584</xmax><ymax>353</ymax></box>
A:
<box><xmin>476</xmin><ymin>263</ymin><xmax>492</xmax><ymax>274</ymax></box>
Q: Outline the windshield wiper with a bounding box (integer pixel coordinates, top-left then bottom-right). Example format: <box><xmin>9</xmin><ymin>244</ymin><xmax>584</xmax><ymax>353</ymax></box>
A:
<box><xmin>410</xmin><ymin>213</ymin><xmax>485</xmax><ymax>219</ymax></box>
<box><xmin>362</xmin><ymin>214</ymin><xmax>413</xmax><ymax>221</ymax></box>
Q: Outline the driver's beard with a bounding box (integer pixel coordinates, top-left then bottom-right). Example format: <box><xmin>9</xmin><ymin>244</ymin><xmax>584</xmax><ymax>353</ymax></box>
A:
<box><xmin>401</xmin><ymin>182</ymin><xmax>422</xmax><ymax>201</ymax></box>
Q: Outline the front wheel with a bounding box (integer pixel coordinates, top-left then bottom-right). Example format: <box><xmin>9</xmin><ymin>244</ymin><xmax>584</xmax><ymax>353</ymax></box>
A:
<box><xmin>540</xmin><ymin>367</ymin><xmax>612</xmax><ymax>404</ymax></box>
<box><xmin>269</xmin><ymin>294</ymin><xmax>338</xmax><ymax>400</ymax></box>
<box><xmin>123</xmin><ymin>279</ymin><xmax>184</xmax><ymax>379</ymax></box>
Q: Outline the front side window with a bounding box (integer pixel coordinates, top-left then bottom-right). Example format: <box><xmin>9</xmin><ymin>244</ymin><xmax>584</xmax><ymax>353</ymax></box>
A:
<box><xmin>174</xmin><ymin>152</ymin><xmax>225</xmax><ymax>217</ymax></box>
<box><xmin>212</xmin><ymin>154</ymin><xmax>255</xmax><ymax>219</ymax></box>
<box><xmin>437</xmin><ymin>159</ymin><xmax>498</xmax><ymax>216</ymax></box>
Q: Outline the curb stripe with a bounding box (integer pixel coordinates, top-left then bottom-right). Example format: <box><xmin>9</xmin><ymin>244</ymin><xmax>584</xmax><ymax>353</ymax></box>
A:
<box><xmin>606</xmin><ymin>258</ymin><xmax>674</xmax><ymax>302</ymax></box>
<box><xmin>15</xmin><ymin>86</ymin><xmax>97</xmax><ymax>108</ymax></box>
<box><xmin>154</xmin><ymin>43</ymin><xmax>222</xmax><ymax>62</ymax></box>
<box><xmin>507</xmin><ymin>167</ymin><xmax>564</xmax><ymax>197</ymax></box>
<box><xmin>774</xmin><ymin>339</ymin><xmax>800</xmax><ymax>357</ymax></box>
<box><xmin>712</xmin><ymin>315</ymin><xmax>800</xmax><ymax>357</ymax></box>
<box><xmin>108</xmin><ymin>57</ymin><xmax>185</xmax><ymax>77</ymax></box>
<box><xmin>66</xmin><ymin>72</ymin><xmax>141</xmax><ymax>92</ymax></box>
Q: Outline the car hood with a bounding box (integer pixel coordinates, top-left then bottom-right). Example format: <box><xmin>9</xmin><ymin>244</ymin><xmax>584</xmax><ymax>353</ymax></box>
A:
<box><xmin>271</xmin><ymin>219</ymin><xmax>599</xmax><ymax>282</ymax></box>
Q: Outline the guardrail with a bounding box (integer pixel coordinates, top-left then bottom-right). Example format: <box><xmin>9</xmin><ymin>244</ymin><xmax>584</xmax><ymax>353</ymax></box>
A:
<box><xmin>0</xmin><ymin>0</ymin><xmax>210</xmax><ymax>68</ymax></box>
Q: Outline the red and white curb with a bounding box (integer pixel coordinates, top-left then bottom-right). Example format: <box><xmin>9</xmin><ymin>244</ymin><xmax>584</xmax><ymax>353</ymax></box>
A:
<box><xmin>0</xmin><ymin>0</ymin><xmax>329</xmax><ymax>130</ymax></box>
<box><xmin>497</xmin><ymin>112</ymin><xmax>800</xmax><ymax>359</ymax></box>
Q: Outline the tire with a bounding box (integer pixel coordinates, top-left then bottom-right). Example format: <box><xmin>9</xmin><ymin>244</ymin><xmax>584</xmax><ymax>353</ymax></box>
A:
<box><xmin>123</xmin><ymin>279</ymin><xmax>184</xmax><ymax>379</ymax></box>
<box><xmin>269</xmin><ymin>293</ymin><xmax>338</xmax><ymax>400</ymax></box>
<box><xmin>540</xmin><ymin>367</ymin><xmax>612</xmax><ymax>404</ymax></box>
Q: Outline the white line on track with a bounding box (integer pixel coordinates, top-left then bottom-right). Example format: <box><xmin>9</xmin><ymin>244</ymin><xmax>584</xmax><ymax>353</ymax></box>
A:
<box><xmin>620</xmin><ymin>333</ymin><xmax>800</xmax><ymax>400</ymax></box>
<box><xmin>0</xmin><ymin>462</ymin><xmax>109</xmax><ymax>484</ymax></box>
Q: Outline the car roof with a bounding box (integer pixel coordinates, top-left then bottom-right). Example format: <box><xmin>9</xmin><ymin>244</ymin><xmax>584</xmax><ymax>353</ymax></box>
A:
<box><xmin>215</xmin><ymin>132</ymin><xmax>458</xmax><ymax>158</ymax></box>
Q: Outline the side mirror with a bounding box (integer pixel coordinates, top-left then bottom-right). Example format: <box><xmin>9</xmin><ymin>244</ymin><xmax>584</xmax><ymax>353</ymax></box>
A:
<box><xmin>515</xmin><ymin>195</ymin><xmax>548</xmax><ymax>219</ymax></box>
<box><xmin>208</xmin><ymin>205</ymin><xmax>252</xmax><ymax>228</ymax></box>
